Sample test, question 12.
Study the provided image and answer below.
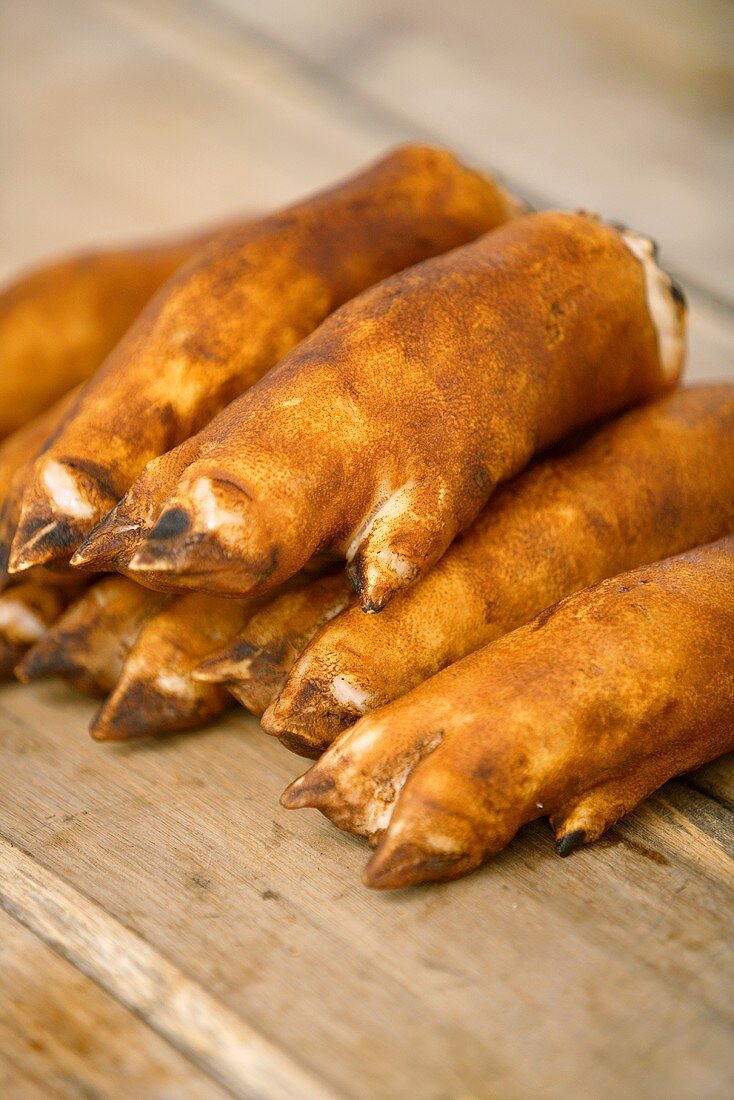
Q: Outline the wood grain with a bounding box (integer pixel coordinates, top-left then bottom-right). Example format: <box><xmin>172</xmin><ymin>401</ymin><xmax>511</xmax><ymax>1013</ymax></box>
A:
<box><xmin>214</xmin><ymin>0</ymin><xmax>734</xmax><ymax>299</ymax></box>
<box><xmin>0</xmin><ymin>681</ymin><xmax>732</xmax><ymax>1100</ymax></box>
<box><xmin>1</xmin><ymin>0</ymin><xmax>733</xmax><ymax>1096</ymax></box>
<box><xmin>0</xmin><ymin>839</ymin><xmax>335</xmax><ymax>1100</ymax></box>
<box><xmin>0</xmin><ymin>906</ymin><xmax>228</xmax><ymax>1100</ymax></box>
<box><xmin>2</xmin><ymin>0</ymin><xmax>733</xmax><ymax>383</ymax></box>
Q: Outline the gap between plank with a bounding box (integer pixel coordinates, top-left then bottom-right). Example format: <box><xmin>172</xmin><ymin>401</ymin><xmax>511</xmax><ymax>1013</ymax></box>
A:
<box><xmin>0</xmin><ymin>834</ymin><xmax>340</xmax><ymax>1100</ymax></box>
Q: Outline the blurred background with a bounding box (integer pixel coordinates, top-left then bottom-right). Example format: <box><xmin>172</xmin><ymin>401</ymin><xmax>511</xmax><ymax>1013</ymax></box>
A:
<box><xmin>2</xmin><ymin>0</ymin><xmax>733</xmax><ymax>376</ymax></box>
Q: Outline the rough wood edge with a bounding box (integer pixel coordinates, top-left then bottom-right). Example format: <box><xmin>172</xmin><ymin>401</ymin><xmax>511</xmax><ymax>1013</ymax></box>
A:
<box><xmin>0</xmin><ymin>835</ymin><xmax>339</xmax><ymax>1100</ymax></box>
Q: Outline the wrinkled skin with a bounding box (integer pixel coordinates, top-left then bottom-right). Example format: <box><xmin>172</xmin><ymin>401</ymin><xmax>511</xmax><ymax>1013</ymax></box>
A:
<box><xmin>0</xmin><ymin>230</ymin><xmax>215</xmax><ymax>437</ymax></box>
<box><xmin>90</xmin><ymin>591</ymin><xmax>264</xmax><ymax>741</ymax></box>
<box><xmin>283</xmin><ymin>537</ymin><xmax>734</xmax><ymax>888</ymax></box>
<box><xmin>195</xmin><ymin>571</ymin><xmax>354</xmax><ymax>716</ymax></box>
<box><xmin>262</xmin><ymin>385</ymin><xmax>734</xmax><ymax>755</ymax></box>
<box><xmin>12</xmin><ymin>144</ymin><xmax>517</xmax><ymax>571</ymax></box>
<box><xmin>103</xmin><ymin>212</ymin><xmax>685</xmax><ymax>610</ymax></box>
<box><xmin>16</xmin><ymin>576</ymin><xmax>168</xmax><ymax>697</ymax></box>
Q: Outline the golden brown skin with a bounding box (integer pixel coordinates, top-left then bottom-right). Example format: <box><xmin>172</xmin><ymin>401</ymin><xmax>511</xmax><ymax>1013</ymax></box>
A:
<box><xmin>195</xmin><ymin>571</ymin><xmax>354</xmax><ymax>716</ymax></box>
<box><xmin>113</xmin><ymin>212</ymin><xmax>685</xmax><ymax>607</ymax></box>
<box><xmin>89</xmin><ymin>592</ymin><xmax>262</xmax><ymax>741</ymax></box>
<box><xmin>0</xmin><ymin>582</ymin><xmax>68</xmax><ymax>679</ymax></box>
<box><xmin>0</xmin><ymin>391</ymin><xmax>77</xmax><ymax>501</ymax></box>
<box><xmin>16</xmin><ymin>577</ymin><xmax>168</xmax><ymax>697</ymax></box>
<box><xmin>283</xmin><ymin>537</ymin><xmax>734</xmax><ymax>888</ymax></box>
<box><xmin>12</xmin><ymin>145</ymin><xmax>517</xmax><ymax>572</ymax></box>
<box><xmin>0</xmin><ymin>389</ymin><xmax>82</xmax><ymax>589</ymax></box>
<box><xmin>0</xmin><ymin>232</ymin><xmax>213</xmax><ymax>437</ymax></box>
<box><xmin>263</xmin><ymin>385</ymin><xmax>734</xmax><ymax>755</ymax></box>
<box><xmin>0</xmin><ymin>470</ymin><xmax>34</xmax><ymax>590</ymax></box>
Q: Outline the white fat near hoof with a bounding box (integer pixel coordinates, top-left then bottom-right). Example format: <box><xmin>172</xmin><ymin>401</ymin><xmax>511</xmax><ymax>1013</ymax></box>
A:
<box><xmin>374</xmin><ymin>547</ymin><xmax>416</xmax><ymax>581</ymax></box>
<box><xmin>92</xmin><ymin>583</ymin><xmax>116</xmax><ymax>607</ymax></box>
<box><xmin>344</xmin><ymin>718</ymin><xmax>388</xmax><ymax>755</ymax></box>
<box><xmin>190</xmin><ymin>478</ymin><xmax>246</xmax><ymax>533</ymax></box>
<box><xmin>360</xmin><ymin>729</ymin><xmax>445</xmax><ymax>836</ymax></box>
<box><xmin>154</xmin><ymin>669</ymin><xmax>192</xmax><ymax>698</ymax></box>
<box><xmin>621</xmin><ymin>230</ymin><xmax>685</xmax><ymax>382</ymax></box>
<box><xmin>387</xmin><ymin>817</ymin><xmax>462</xmax><ymax>857</ymax></box>
<box><xmin>0</xmin><ymin>600</ymin><xmax>46</xmax><ymax>644</ymax></box>
<box><xmin>346</xmin><ymin>480</ymin><xmax>416</xmax><ymax>563</ymax></box>
<box><xmin>331</xmin><ymin>675</ymin><xmax>369</xmax><ymax>713</ymax></box>
<box><xmin>42</xmin><ymin>460</ymin><xmax>96</xmax><ymax>520</ymax></box>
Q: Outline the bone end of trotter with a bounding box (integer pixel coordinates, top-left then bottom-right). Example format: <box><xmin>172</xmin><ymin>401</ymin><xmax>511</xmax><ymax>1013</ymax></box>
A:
<box><xmin>619</xmin><ymin>228</ymin><xmax>687</xmax><ymax>385</ymax></box>
<box><xmin>9</xmin><ymin>457</ymin><xmax>117</xmax><ymax>572</ymax></box>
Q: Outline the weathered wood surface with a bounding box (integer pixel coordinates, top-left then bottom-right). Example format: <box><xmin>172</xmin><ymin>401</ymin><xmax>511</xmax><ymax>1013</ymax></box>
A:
<box><xmin>1</xmin><ymin>1</ymin><xmax>733</xmax><ymax>1097</ymax></box>
<box><xmin>0</xmin><ymin>841</ymin><xmax>334</xmax><ymax>1100</ymax></box>
<box><xmin>1</xmin><ymin>683</ymin><xmax>732</xmax><ymax>1100</ymax></box>
<box><xmin>2</xmin><ymin>0</ymin><xmax>733</xmax><ymax>382</ymax></box>
<box><xmin>0</xmin><ymin>906</ymin><xmax>230</xmax><ymax>1100</ymax></box>
<box><xmin>214</xmin><ymin>0</ymin><xmax>734</xmax><ymax>298</ymax></box>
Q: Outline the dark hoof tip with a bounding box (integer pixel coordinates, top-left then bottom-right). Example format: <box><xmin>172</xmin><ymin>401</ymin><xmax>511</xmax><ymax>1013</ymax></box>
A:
<box><xmin>149</xmin><ymin>507</ymin><xmax>192</xmax><ymax>540</ymax></box>
<box><xmin>556</xmin><ymin>829</ymin><xmax>586</xmax><ymax>858</ymax></box>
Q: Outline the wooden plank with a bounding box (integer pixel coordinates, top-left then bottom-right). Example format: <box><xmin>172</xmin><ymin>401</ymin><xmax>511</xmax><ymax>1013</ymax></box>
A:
<box><xmin>0</xmin><ymin>906</ymin><xmax>230</xmax><ymax>1100</ymax></box>
<box><xmin>0</xmin><ymin>680</ymin><xmax>732</xmax><ymax>1100</ymax></box>
<box><xmin>0</xmin><ymin>0</ymin><xmax>392</xmax><ymax>277</ymax></box>
<box><xmin>1</xmin><ymin>3</ymin><xmax>733</xmax><ymax>1097</ymax></box>
<box><xmin>2</xmin><ymin>0</ymin><xmax>733</xmax><ymax>385</ymax></box>
<box><xmin>0</xmin><ymin>841</ymin><xmax>336</xmax><ymax>1100</ymax></box>
<box><xmin>212</xmin><ymin>0</ymin><xmax>734</xmax><ymax>302</ymax></box>
<box><xmin>689</xmin><ymin>754</ymin><xmax>734</xmax><ymax>810</ymax></box>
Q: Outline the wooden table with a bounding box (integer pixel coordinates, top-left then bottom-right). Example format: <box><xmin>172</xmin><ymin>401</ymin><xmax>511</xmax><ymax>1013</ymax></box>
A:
<box><xmin>1</xmin><ymin>3</ymin><xmax>733</xmax><ymax>1097</ymax></box>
